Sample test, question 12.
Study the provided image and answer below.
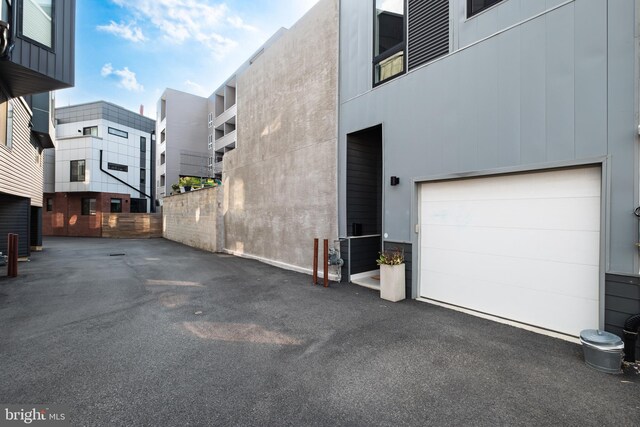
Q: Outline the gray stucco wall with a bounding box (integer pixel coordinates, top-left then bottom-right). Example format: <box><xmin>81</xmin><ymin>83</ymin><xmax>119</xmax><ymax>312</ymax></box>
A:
<box><xmin>339</xmin><ymin>0</ymin><xmax>638</xmax><ymax>275</ymax></box>
<box><xmin>223</xmin><ymin>0</ymin><xmax>338</xmax><ymax>274</ymax></box>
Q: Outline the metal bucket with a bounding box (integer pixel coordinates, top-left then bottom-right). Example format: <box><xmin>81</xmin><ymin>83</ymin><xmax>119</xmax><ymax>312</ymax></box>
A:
<box><xmin>580</xmin><ymin>329</ymin><xmax>624</xmax><ymax>374</ymax></box>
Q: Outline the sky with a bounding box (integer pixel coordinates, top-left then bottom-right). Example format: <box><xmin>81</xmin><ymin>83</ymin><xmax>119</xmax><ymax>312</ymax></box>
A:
<box><xmin>56</xmin><ymin>0</ymin><xmax>321</xmax><ymax>119</ymax></box>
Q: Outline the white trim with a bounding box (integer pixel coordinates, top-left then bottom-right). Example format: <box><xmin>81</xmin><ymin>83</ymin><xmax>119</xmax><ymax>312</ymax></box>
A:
<box><xmin>222</xmin><ymin>248</ymin><xmax>340</xmax><ymax>282</ymax></box>
<box><xmin>417</xmin><ymin>298</ymin><xmax>580</xmax><ymax>344</ymax></box>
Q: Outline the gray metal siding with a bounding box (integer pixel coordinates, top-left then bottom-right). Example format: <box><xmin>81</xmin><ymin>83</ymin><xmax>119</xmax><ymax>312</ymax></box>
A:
<box><xmin>0</xmin><ymin>194</ymin><xmax>30</xmax><ymax>257</ymax></box>
<box><xmin>407</xmin><ymin>0</ymin><xmax>449</xmax><ymax>70</ymax></box>
<box><xmin>339</xmin><ymin>0</ymin><xmax>638</xmax><ymax>275</ymax></box>
<box><xmin>605</xmin><ymin>273</ymin><xmax>640</xmax><ymax>357</ymax></box>
<box><xmin>56</xmin><ymin>101</ymin><xmax>155</xmax><ymax>134</ymax></box>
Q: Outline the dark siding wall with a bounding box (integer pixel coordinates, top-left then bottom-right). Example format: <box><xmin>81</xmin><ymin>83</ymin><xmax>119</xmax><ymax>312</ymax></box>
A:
<box><xmin>350</xmin><ymin>236</ymin><xmax>381</xmax><ymax>275</ymax></box>
<box><xmin>0</xmin><ymin>194</ymin><xmax>30</xmax><ymax>257</ymax></box>
<box><xmin>605</xmin><ymin>273</ymin><xmax>640</xmax><ymax>358</ymax></box>
<box><xmin>384</xmin><ymin>241</ymin><xmax>412</xmax><ymax>298</ymax></box>
<box><xmin>346</xmin><ymin>127</ymin><xmax>382</xmax><ymax>236</ymax></box>
<box><xmin>2</xmin><ymin>0</ymin><xmax>75</xmax><ymax>95</ymax></box>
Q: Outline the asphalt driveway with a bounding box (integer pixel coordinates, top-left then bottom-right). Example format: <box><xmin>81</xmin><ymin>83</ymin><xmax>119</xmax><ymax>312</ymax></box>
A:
<box><xmin>0</xmin><ymin>237</ymin><xmax>638</xmax><ymax>426</ymax></box>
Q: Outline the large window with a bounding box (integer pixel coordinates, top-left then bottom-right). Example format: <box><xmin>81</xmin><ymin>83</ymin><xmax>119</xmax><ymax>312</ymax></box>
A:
<box><xmin>140</xmin><ymin>136</ymin><xmax>146</xmax><ymax>152</ymax></box>
<box><xmin>70</xmin><ymin>159</ymin><xmax>85</xmax><ymax>182</ymax></box>
<box><xmin>467</xmin><ymin>0</ymin><xmax>503</xmax><ymax>18</ymax></box>
<box><xmin>108</xmin><ymin>127</ymin><xmax>128</xmax><ymax>138</ymax></box>
<box><xmin>374</xmin><ymin>0</ymin><xmax>405</xmax><ymax>85</ymax></box>
<box><xmin>81</xmin><ymin>198</ymin><xmax>96</xmax><ymax>216</ymax></box>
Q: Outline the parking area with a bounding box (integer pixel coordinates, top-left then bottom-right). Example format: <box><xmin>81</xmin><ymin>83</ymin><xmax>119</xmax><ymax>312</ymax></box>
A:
<box><xmin>0</xmin><ymin>237</ymin><xmax>638</xmax><ymax>426</ymax></box>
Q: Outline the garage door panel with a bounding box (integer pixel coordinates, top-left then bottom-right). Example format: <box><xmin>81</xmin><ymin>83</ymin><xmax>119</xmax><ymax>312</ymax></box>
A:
<box><xmin>423</xmin><ymin>168</ymin><xmax>601</xmax><ymax>202</ymax></box>
<box><xmin>422</xmin><ymin>247</ymin><xmax>600</xmax><ymax>300</ymax></box>
<box><xmin>419</xmin><ymin>167</ymin><xmax>601</xmax><ymax>337</ymax></box>
<box><xmin>422</xmin><ymin>197</ymin><xmax>600</xmax><ymax>231</ymax></box>
<box><xmin>423</xmin><ymin>225</ymin><xmax>600</xmax><ymax>266</ymax></box>
<box><xmin>423</xmin><ymin>269</ymin><xmax>599</xmax><ymax>334</ymax></box>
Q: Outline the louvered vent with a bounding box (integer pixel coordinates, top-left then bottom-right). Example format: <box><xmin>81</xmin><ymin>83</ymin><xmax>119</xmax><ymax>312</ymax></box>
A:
<box><xmin>408</xmin><ymin>0</ymin><xmax>450</xmax><ymax>70</ymax></box>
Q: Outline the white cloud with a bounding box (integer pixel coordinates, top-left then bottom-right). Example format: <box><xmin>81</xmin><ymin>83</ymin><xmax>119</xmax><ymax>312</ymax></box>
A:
<box><xmin>101</xmin><ymin>63</ymin><xmax>144</xmax><ymax>92</ymax></box>
<box><xmin>227</xmin><ymin>16</ymin><xmax>258</xmax><ymax>32</ymax></box>
<box><xmin>184</xmin><ymin>80</ymin><xmax>208</xmax><ymax>96</ymax></box>
<box><xmin>97</xmin><ymin>21</ymin><xmax>146</xmax><ymax>42</ymax></box>
<box><xmin>110</xmin><ymin>0</ymin><xmax>247</xmax><ymax>58</ymax></box>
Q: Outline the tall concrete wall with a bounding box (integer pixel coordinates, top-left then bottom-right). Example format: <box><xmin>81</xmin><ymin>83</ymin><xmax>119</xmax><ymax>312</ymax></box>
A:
<box><xmin>163</xmin><ymin>188</ymin><xmax>223</xmax><ymax>253</ymax></box>
<box><xmin>223</xmin><ymin>0</ymin><xmax>339</xmax><ymax>274</ymax></box>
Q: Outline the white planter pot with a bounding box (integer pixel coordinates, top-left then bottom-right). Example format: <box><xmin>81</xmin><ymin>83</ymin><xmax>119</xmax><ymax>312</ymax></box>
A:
<box><xmin>380</xmin><ymin>264</ymin><xmax>405</xmax><ymax>302</ymax></box>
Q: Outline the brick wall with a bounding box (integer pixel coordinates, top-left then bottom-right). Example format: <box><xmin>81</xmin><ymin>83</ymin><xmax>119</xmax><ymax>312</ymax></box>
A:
<box><xmin>43</xmin><ymin>192</ymin><xmax>131</xmax><ymax>237</ymax></box>
<box><xmin>162</xmin><ymin>187</ymin><xmax>223</xmax><ymax>252</ymax></box>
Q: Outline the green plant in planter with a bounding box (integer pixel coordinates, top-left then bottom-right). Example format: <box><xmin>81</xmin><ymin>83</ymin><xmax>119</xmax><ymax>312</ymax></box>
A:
<box><xmin>171</xmin><ymin>183</ymin><xmax>180</xmax><ymax>193</ymax></box>
<box><xmin>179</xmin><ymin>176</ymin><xmax>202</xmax><ymax>189</ymax></box>
<box><xmin>376</xmin><ymin>248</ymin><xmax>405</xmax><ymax>265</ymax></box>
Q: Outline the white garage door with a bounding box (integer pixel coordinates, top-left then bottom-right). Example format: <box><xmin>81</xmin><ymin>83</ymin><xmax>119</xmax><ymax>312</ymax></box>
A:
<box><xmin>419</xmin><ymin>167</ymin><xmax>601</xmax><ymax>336</ymax></box>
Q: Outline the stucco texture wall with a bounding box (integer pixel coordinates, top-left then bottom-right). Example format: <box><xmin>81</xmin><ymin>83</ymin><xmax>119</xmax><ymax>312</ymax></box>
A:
<box><xmin>223</xmin><ymin>0</ymin><xmax>338</xmax><ymax>273</ymax></box>
<box><xmin>163</xmin><ymin>188</ymin><xmax>223</xmax><ymax>253</ymax></box>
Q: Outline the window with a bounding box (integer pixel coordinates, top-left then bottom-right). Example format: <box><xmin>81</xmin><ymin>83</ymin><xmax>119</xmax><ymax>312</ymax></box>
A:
<box><xmin>467</xmin><ymin>0</ymin><xmax>503</xmax><ymax>18</ymax></box>
<box><xmin>208</xmin><ymin>112</ymin><xmax>213</xmax><ymax>128</ymax></box>
<box><xmin>46</xmin><ymin>198</ymin><xmax>53</xmax><ymax>212</ymax></box>
<box><xmin>208</xmin><ymin>134</ymin><xmax>213</xmax><ymax>150</ymax></box>
<box><xmin>160</xmin><ymin>174</ymin><xmax>166</xmax><ymax>186</ymax></box>
<box><xmin>160</xmin><ymin>152</ymin><xmax>166</xmax><ymax>165</ymax></box>
<box><xmin>83</xmin><ymin>126</ymin><xmax>98</xmax><ymax>136</ymax></box>
<box><xmin>140</xmin><ymin>168</ymin><xmax>146</xmax><ymax>186</ymax></box>
<box><xmin>1</xmin><ymin>0</ymin><xmax>10</xmax><ymax>23</ymax></box>
<box><xmin>208</xmin><ymin>156</ymin><xmax>213</xmax><ymax>167</ymax></box>
<box><xmin>110</xmin><ymin>198</ymin><xmax>122</xmax><ymax>213</ymax></box>
<box><xmin>160</xmin><ymin>129</ymin><xmax>166</xmax><ymax>143</ymax></box>
<box><xmin>1</xmin><ymin>99</ymin><xmax>14</xmax><ymax>148</ymax></box>
<box><xmin>81</xmin><ymin>198</ymin><xmax>96</xmax><ymax>216</ymax></box>
<box><xmin>130</xmin><ymin>198</ymin><xmax>147</xmax><ymax>213</ymax></box>
<box><xmin>373</xmin><ymin>0</ymin><xmax>405</xmax><ymax>85</ymax></box>
<box><xmin>140</xmin><ymin>136</ymin><xmax>146</xmax><ymax>152</ymax></box>
<box><xmin>21</xmin><ymin>0</ymin><xmax>54</xmax><ymax>49</ymax></box>
<box><xmin>70</xmin><ymin>160</ymin><xmax>85</xmax><ymax>182</ymax></box>
<box><xmin>107</xmin><ymin>162</ymin><xmax>128</xmax><ymax>172</ymax></box>
<box><xmin>108</xmin><ymin>127</ymin><xmax>128</xmax><ymax>138</ymax></box>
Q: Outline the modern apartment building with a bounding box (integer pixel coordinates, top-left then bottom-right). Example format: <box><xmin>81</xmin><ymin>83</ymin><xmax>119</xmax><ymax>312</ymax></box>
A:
<box><xmin>43</xmin><ymin>101</ymin><xmax>155</xmax><ymax>237</ymax></box>
<box><xmin>0</xmin><ymin>0</ymin><xmax>75</xmax><ymax>256</ymax></box>
<box><xmin>338</xmin><ymin>0</ymin><xmax>640</xmax><ymax>340</ymax></box>
<box><xmin>207</xmin><ymin>29</ymin><xmax>286</xmax><ymax>179</ymax></box>
<box><xmin>156</xmin><ymin>88</ymin><xmax>208</xmax><ymax>201</ymax></box>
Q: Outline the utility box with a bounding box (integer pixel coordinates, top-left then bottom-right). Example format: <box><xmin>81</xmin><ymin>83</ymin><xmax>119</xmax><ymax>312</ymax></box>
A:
<box><xmin>580</xmin><ymin>329</ymin><xmax>624</xmax><ymax>374</ymax></box>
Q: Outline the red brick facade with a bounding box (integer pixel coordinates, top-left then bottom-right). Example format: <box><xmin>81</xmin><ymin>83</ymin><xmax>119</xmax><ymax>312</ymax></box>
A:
<box><xmin>43</xmin><ymin>192</ymin><xmax>131</xmax><ymax>237</ymax></box>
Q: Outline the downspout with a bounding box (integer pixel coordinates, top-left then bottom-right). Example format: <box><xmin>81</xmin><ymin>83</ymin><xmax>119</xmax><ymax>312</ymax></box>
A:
<box><xmin>623</xmin><ymin>313</ymin><xmax>640</xmax><ymax>362</ymax></box>
<box><xmin>100</xmin><ymin>150</ymin><xmax>152</xmax><ymax>200</ymax></box>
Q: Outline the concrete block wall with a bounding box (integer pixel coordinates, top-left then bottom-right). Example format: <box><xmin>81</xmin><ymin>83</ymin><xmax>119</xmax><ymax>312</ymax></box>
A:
<box><xmin>162</xmin><ymin>188</ymin><xmax>223</xmax><ymax>252</ymax></box>
<box><xmin>222</xmin><ymin>0</ymin><xmax>339</xmax><ymax>275</ymax></box>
